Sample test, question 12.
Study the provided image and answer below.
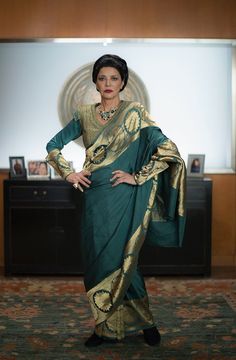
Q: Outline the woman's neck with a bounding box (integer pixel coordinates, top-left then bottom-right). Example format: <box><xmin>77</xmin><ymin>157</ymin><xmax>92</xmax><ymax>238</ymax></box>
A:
<box><xmin>100</xmin><ymin>98</ymin><xmax>120</xmax><ymax>111</ymax></box>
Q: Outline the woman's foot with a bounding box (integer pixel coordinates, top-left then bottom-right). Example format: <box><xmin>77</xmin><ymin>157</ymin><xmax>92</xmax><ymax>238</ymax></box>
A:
<box><xmin>84</xmin><ymin>332</ymin><xmax>103</xmax><ymax>347</ymax></box>
<box><xmin>143</xmin><ymin>327</ymin><xmax>161</xmax><ymax>346</ymax></box>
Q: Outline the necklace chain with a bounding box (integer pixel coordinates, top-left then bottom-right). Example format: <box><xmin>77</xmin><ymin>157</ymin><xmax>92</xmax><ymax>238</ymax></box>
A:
<box><xmin>98</xmin><ymin>104</ymin><xmax>119</xmax><ymax>121</ymax></box>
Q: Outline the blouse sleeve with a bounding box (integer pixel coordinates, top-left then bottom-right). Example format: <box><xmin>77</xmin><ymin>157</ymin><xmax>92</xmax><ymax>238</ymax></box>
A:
<box><xmin>46</xmin><ymin>112</ymin><xmax>82</xmax><ymax>179</ymax></box>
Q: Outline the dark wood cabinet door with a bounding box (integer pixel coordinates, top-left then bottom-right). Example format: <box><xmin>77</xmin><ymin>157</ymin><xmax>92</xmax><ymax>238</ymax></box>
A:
<box><xmin>139</xmin><ymin>179</ymin><xmax>212</xmax><ymax>275</ymax></box>
<box><xmin>4</xmin><ymin>180</ymin><xmax>84</xmax><ymax>275</ymax></box>
<box><xmin>4</xmin><ymin>178</ymin><xmax>212</xmax><ymax>276</ymax></box>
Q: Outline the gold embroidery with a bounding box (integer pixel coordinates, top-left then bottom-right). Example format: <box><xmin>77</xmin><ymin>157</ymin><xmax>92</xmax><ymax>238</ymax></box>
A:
<box><xmin>87</xmin><ymin>178</ymin><xmax>158</xmax><ymax>339</ymax></box>
<box><xmin>123</xmin><ymin>297</ymin><xmax>154</xmax><ymax>330</ymax></box>
<box><xmin>95</xmin><ymin>297</ymin><xmax>154</xmax><ymax>340</ymax></box>
<box><xmin>45</xmin><ymin>149</ymin><xmax>73</xmax><ymax>179</ymax></box>
<box><xmin>82</xmin><ymin>102</ymin><xmax>155</xmax><ymax>173</ymax></box>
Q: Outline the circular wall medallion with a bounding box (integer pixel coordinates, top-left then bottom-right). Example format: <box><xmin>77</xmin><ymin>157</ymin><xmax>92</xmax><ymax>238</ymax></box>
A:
<box><xmin>57</xmin><ymin>63</ymin><xmax>150</xmax><ymax>147</ymax></box>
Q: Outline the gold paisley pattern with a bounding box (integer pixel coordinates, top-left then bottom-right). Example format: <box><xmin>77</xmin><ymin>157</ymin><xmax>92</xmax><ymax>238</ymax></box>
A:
<box><xmin>123</xmin><ymin>108</ymin><xmax>142</xmax><ymax>135</ymax></box>
<box><xmin>45</xmin><ymin>149</ymin><xmax>74</xmax><ymax>179</ymax></box>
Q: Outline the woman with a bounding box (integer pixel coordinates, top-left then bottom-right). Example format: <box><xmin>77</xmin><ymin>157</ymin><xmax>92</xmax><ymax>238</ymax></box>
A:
<box><xmin>38</xmin><ymin>161</ymin><xmax>48</xmax><ymax>176</ymax></box>
<box><xmin>46</xmin><ymin>54</ymin><xmax>186</xmax><ymax>347</ymax></box>
<box><xmin>191</xmin><ymin>158</ymin><xmax>201</xmax><ymax>173</ymax></box>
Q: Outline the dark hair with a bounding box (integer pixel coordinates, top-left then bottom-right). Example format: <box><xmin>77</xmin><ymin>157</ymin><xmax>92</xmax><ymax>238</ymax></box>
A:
<box><xmin>92</xmin><ymin>54</ymin><xmax>129</xmax><ymax>91</ymax></box>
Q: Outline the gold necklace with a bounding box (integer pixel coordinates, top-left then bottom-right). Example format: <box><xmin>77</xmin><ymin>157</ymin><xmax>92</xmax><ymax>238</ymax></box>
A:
<box><xmin>98</xmin><ymin>104</ymin><xmax>119</xmax><ymax>121</ymax></box>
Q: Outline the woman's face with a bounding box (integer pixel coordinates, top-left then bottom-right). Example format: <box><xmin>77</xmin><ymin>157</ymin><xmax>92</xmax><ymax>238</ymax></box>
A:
<box><xmin>96</xmin><ymin>67</ymin><xmax>124</xmax><ymax>101</ymax></box>
<box><xmin>39</xmin><ymin>163</ymin><xmax>47</xmax><ymax>175</ymax></box>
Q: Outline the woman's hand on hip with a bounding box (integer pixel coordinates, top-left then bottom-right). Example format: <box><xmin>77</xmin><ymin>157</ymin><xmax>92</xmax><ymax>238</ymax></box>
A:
<box><xmin>66</xmin><ymin>170</ymin><xmax>91</xmax><ymax>192</ymax></box>
<box><xmin>111</xmin><ymin>170</ymin><xmax>137</xmax><ymax>187</ymax></box>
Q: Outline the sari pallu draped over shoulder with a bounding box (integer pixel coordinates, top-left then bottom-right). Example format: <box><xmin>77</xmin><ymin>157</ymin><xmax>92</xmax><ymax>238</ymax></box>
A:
<box><xmin>46</xmin><ymin>101</ymin><xmax>186</xmax><ymax>340</ymax></box>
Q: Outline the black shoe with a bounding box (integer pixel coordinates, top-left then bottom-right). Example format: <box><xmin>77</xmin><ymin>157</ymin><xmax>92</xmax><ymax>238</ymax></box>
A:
<box><xmin>143</xmin><ymin>327</ymin><xmax>161</xmax><ymax>346</ymax></box>
<box><xmin>84</xmin><ymin>332</ymin><xmax>103</xmax><ymax>347</ymax></box>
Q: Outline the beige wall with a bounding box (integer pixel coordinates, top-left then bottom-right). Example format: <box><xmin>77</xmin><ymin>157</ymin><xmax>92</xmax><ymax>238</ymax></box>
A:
<box><xmin>0</xmin><ymin>0</ymin><xmax>235</xmax><ymax>269</ymax></box>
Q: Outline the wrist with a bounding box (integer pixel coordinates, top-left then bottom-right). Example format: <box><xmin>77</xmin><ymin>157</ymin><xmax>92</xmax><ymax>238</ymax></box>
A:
<box><xmin>133</xmin><ymin>173</ymin><xmax>139</xmax><ymax>185</ymax></box>
<box><xmin>65</xmin><ymin>171</ymin><xmax>75</xmax><ymax>181</ymax></box>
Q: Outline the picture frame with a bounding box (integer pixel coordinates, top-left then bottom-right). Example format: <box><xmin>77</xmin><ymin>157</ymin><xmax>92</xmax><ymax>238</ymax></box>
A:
<box><xmin>9</xmin><ymin>156</ymin><xmax>26</xmax><ymax>179</ymax></box>
<box><xmin>27</xmin><ymin>160</ymin><xmax>50</xmax><ymax>179</ymax></box>
<box><xmin>187</xmin><ymin>154</ymin><xmax>205</xmax><ymax>178</ymax></box>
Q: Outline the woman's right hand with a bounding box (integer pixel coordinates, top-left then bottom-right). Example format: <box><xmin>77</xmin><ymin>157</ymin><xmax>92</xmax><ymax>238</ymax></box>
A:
<box><xmin>66</xmin><ymin>170</ymin><xmax>91</xmax><ymax>191</ymax></box>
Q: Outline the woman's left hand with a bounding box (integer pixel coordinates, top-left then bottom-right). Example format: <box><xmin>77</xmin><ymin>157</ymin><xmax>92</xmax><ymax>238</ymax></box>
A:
<box><xmin>111</xmin><ymin>170</ymin><xmax>137</xmax><ymax>187</ymax></box>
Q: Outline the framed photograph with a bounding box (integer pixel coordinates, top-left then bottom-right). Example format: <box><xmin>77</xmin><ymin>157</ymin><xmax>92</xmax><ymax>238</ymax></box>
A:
<box><xmin>187</xmin><ymin>154</ymin><xmax>205</xmax><ymax>178</ymax></box>
<box><xmin>9</xmin><ymin>156</ymin><xmax>26</xmax><ymax>179</ymax></box>
<box><xmin>51</xmin><ymin>161</ymin><xmax>74</xmax><ymax>179</ymax></box>
<box><xmin>27</xmin><ymin>160</ymin><xmax>50</xmax><ymax>179</ymax></box>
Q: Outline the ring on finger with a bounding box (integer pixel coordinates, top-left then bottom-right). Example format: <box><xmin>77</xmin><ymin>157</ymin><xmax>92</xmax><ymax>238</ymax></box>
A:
<box><xmin>73</xmin><ymin>183</ymin><xmax>84</xmax><ymax>192</ymax></box>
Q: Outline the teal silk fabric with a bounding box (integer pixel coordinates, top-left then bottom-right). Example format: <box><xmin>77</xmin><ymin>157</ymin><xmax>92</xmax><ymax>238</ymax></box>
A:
<box><xmin>46</xmin><ymin>101</ymin><xmax>186</xmax><ymax>339</ymax></box>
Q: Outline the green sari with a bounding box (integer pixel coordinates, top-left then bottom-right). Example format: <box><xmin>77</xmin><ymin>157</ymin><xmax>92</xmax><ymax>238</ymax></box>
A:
<box><xmin>46</xmin><ymin>101</ymin><xmax>186</xmax><ymax>340</ymax></box>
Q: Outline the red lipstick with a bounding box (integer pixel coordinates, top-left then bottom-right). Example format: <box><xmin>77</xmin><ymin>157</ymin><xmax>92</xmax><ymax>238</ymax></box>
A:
<box><xmin>104</xmin><ymin>89</ymin><xmax>113</xmax><ymax>93</ymax></box>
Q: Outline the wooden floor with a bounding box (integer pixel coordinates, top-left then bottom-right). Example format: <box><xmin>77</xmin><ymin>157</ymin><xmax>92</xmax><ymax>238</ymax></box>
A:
<box><xmin>0</xmin><ymin>266</ymin><xmax>235</xmax><ymax>279</ymax></box>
